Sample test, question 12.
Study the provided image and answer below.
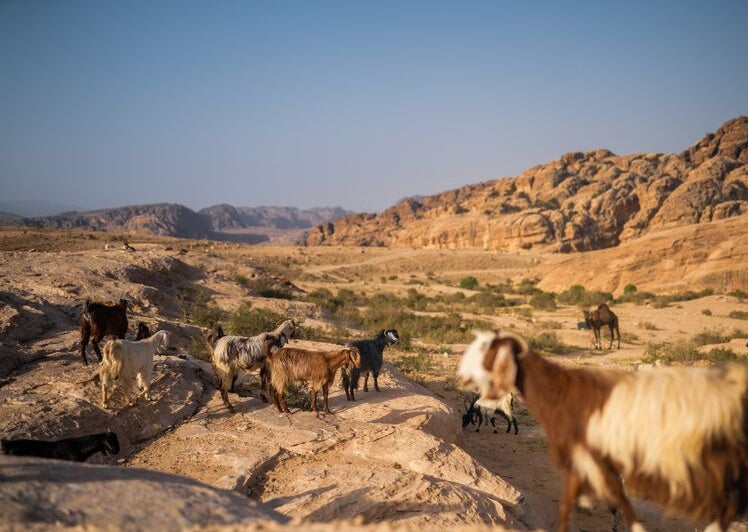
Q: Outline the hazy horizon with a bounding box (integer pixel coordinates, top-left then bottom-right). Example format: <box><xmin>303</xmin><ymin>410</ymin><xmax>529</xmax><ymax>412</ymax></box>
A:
<box><xmin>1</xmin><ymin>1</ymin><xmax>747</xmax><ymax>215</ymax></box>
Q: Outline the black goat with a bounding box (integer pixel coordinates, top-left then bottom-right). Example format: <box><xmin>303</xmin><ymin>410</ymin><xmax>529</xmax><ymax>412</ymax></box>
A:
<box><xmin>1</xmin><ymin>431</ymin><xmax>120</xmax><ymax>462</ymax></box>
<box><xmin>342</xmin><ymin>329</ymin><xmax>400</xmax><ymax>401</ymax></box>
<box><xmin>134</xmin><ymin>322</ymin><xmax>151</xmax><ymax>340</ymax></box>
<box><xmin>462</xmin><ymin>394</ymin><xmax>519</xmax><ymax>435</ymax></box>
<box><xmin>80</xmin><ymin>298</ymin><xmax>128</xmax><ymax>365</ymax></box>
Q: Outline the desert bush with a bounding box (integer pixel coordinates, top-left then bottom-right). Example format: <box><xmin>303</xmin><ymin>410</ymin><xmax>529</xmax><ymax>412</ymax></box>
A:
<box><xmin>537</xmin><ymin>320</ymin><xmax>563</xmax><ymax>330</ymax></box>
<box><xmin>395</xmin><ymin>352</ymin><xmax>431</xmax><ymax>375</ymax></box>
<box><xmin>465</xmin><ymin>290</ymin><xmax>518</xmax><ymax>310</ymax></box>
<box><xmin>459</xmin><ymin>276</ymin><xmax>479</xmax><ymax>290</ymax></box>
<box><xmin>177</xmin><ymin>290</ymin><xmax>224</xmax><ymax>328</ymax></box>
<box><xmin>621</xmin><ymin>331</ymin><xmax>639</xmax><ymax>344</ymax></box>
<box><xmin>623</xmin><ymin>283</ymin><xmax>637</xmax><ymax>294</ymax></box>
<box><xmin>228</xmin><ymin>303</ymin><xmax>286</xmax><ymax>336</ymax></box>
<box><xmin>363</xmin><ymin>305</ymin><xmax>487</xmax><ymax>345</ymax></box>
<box><xmin>642</xmin><ymin>341</ymin><xmax>741</xmax><ymax>365</ymax></box>
<box><xmin>692</xmin><ymin>328</ymin><xmax>732</xmax><ymax>346</ymax></box>
<box><xmin>728</xmin><ymin>290</ymin><xmax>747</xmax><ymax>300</ymax></box>
<box><xmin>702</xmin><ymin>309</ymin><xmax>712</xmax><ymax>316</ymax></box>
<box><xmin>188</xmin><ymin>335</ymin><xmax>211</xmax><ymax>362</ymax></box>
<box><xmin>558</xmin><ymin>285</ymin><xmax>613</xmax><ymax>307</ymax></box>
<box><xmin>729</xmin><ymin>310</ymin><xmax>748</xmax><ymax>320</ymax></box>
<box><xmin>651</xmin><ymin>289</ymin><xmax>715</xmax><ymax>308</ymax></box>
<box><xmin>296</xmin><ymin>322</ymin><xmax>351</xmax><ymax>344</ymax></box>
<box><xmin>515</xmin><ymin>278</ymin><xmax>542</xmax><ymax>296</ymax></box>
<box><xmin>529</xmin><ymin>292</ymin><xmax>557</xmax><ymax>311</ymax></box>
<box><xmin>638</xmin><ymin>321</ymin><xmax>658</xmax><ymax>330</ymax></box>
<box><xmin>527</xmin><ymin>331</ymin><xmax>569</xmax><ymax>354</ymax></box>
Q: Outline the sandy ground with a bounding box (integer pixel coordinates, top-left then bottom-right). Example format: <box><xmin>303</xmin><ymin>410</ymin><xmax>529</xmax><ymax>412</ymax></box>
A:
<box><xmin>1</xmin><ymin>227</ymin><xmax>747</xmax><ymax>531</ymax></box>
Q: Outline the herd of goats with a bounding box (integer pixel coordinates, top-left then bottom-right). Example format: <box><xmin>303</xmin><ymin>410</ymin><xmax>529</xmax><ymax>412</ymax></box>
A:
<box><xmin>2</xmin><ymin>295</ymin><xmax>748</xmax><ymax>532</ymax></box>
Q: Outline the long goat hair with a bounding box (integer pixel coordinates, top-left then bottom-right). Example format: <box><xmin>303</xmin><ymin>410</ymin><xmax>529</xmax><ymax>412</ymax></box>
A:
<box><xmin>100</xmin><ymin>330</ymin><xmax>169</xmax><ymax>408</ymax></box>
<box><xmin>1</xmin><ymin>431</ymin><xmax>120</xmax><ymax>462</ymax></box>
<box><xmin>268</xmin><ymin>346</ymin><xmax>361</xmax><ymax>414</ymax></box>
<box><xmin>211</xmin><ymin>319</ymin><xmax>296</xmax><ymax>412</ymax></box>
<box><xmin>79</xmin><ymin>298</ymin><xmax>128</xmax><ymax>365</ymax></box>
<box><xmin>457</xmin><ymin>330</ymin><xmax>748</xmax><ymax>532</ymax></box>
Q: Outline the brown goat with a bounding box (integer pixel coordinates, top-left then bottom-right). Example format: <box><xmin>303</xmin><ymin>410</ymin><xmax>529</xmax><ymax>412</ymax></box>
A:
<box><xmin>458</xmin><ymin>330</ymin><xmax>748</xmax><ymax>532</ymax></box>
<box><xmin>583</xmin><ymin>303</ymin><xmax>620</xmax><ymax>350</ymax></box>
<box><xmin>80</xmin><ymin>299</ymin><xmax>128</xmax><ymax>365</ymax></box>
<box><xmin>269</xmin><ymin>347</ymin><xmax>361</xmax><ymax>414</ymax></box>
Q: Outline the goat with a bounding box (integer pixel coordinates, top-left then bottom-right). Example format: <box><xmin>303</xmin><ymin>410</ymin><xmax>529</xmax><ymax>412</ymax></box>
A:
<box><xmin>583</xmin><ymin>303</ymin><xmax>620</xmax><ymax>350</ymax></box>
<box><xmin>462</xmin><ymin>394</ymin><xmax>519</xmax><ymax>434</ymax></box>
<box><xmin>211</xmin><ymin>319</ymin><xmax>295</xmax><ymax>412</ymax></box>
<box><xmin>269</xmin><ymin>346</ymin><xmax>361</xmax><ymax>414</ymax></box>
<box><xmin>341</xmin><ymin>329</ymin><xmax>400</xmax><ymax>401</ymax></box>
<box><xmin>457</xmin><ymin>330</ymin><xmax>748</xmax><ymax>532</ymax></box>
<box><xmin>1</xmin><ymin>431</ymin><xmax>120</xmax><ymax>462</ymax></box>
<box><xmin>100</xmin><ymin>330</ymin><xmax>170</xmax><ymax>407</ymax></box>
<box><xmin>79</xmin><ymin>298</ymin><xmax>128</xmax><ymax>365</ymax></box>
<box><xmin>134</xmin><ymin>322</ymin><xmax>151</xmax><ymax>340</ymax></box>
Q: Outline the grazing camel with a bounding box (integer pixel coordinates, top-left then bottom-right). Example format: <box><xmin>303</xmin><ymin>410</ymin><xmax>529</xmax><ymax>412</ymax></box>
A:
<box><xmin>583</xmin><ymin>303</ymin><xmax>620</xmax><ymax>350</ymax></box>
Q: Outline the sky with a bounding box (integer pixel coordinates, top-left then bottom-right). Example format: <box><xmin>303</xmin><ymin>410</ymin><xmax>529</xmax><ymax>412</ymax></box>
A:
<box><xmin>1</xmin><ymin>1</ymin><xmax>747</xmax><ymax>216</ymax></box>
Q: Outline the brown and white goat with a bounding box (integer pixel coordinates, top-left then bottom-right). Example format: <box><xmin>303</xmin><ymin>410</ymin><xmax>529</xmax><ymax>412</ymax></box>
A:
<box><xmin>458</xmin><ymin>330</ymin><xmax>748</xmax><ymax>532</ymax></box>
<box><xmin>268</xmin><ymin>346</ymin><xmax>361</xmax><ymax>414</ymax></box>
<box><xmin>79</xmin><ymin>298</ymin><xmax>128</xmax><ymax>365</ymax></box>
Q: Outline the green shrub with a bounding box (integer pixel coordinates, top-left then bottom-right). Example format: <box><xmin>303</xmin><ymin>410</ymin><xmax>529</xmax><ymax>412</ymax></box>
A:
<box><xmin>395</xmin><ymin>352</ymin><xmax>431</xmax><ymax>375</ymax></box>
<box><xmin>558</xmin><ymin>285</ymin><xmax>612</xmax><ymax>307</ymax></box>
<box><xmin>459</xmin><ymin>276</ymin><xmax>479</xmax><ymax>290</ymax></box>
<box><xmin>177</xmin><ymin>290</ymin><xmax>224</xmax><ymax>328</ymax></box>
<box><xmin>728</xmin><ymin>290</ymin><xmax>747</xmax><ymax>300</ymax></box>
<box><xmin>702</xmin><ymin>309</ymin><xmax>712</xmax><ymax>316</ymax></box>
<box><xmin>228</xmin><ymin>303</ymin><xmax>286</xmax><ymax>336</ymax></box>
<box><xmin>529</xmin><ymin>292</ymin><xmax>557</xmax><ymax>311</ymax></box>
<box><xmin>642</xmin><ymin>341</ymin><xmax>741</xmax><ymax>365</ymax></box>
<box><xmin>515</xmin><ymin>278</ymin><xmax>541</xmax><ymax>295</ymax></box>
<box><xmin>363</xmin><ymin>305</ymin><xmax>488</xmax><ymax>345</ymax></box>
<box><xmin>536</xmin><ymin>320</ymin><xmax>563</xmax><ymax>330</ymax></box>
<box><xmin>729</xmin><ymin>310</ymin><xmax>748</xmax><ymax>320</ymax></box>
<box><xmin>527</xmin><ymin>331</ymin><xmax>569</xmax><ymax>354</ymax></box>
<box><xmin>188</xmin><ymin>335</ymin><xmax>211</xmax><ymax>361</ymax></box>
<box><xmin>623</xmin><ymin>283</ymin><xmax>637</xmax><ymax>294</ymax></box>
<box><xmin>692</xmin><ymin>328</ymin><xmax>731</xmax><ymax>346</ymax></box>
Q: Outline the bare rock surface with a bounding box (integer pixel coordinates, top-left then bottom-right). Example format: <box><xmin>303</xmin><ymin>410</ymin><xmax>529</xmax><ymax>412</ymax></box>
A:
<box><xmin>126</xmin><ymin>352</ymin><xmax>540</xmax><ymax>530</ymax></box>
<box><xmin>0</xmin><ymin>456</ymin><xmax>287</xmax><ymax>530</ymax></box>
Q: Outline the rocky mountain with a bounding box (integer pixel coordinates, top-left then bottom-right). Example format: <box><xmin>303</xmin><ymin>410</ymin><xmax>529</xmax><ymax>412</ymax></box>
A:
<box><xmin>305</xmin><ymin>116</ymin><xmax>748</xmax><ymax>252</ymax></box>
<box><xmin>199</xmin><ymin>204</ymin><xmax>348</xmax><ymax>231</ymax></box>
<box><xmin>7</xmin><ymin>203</ymin><xmax>348</xmax><ymax>243</ymax></box>
<box><xmin>16</xmin><ymin>203</ymin><xmax>214</xmax><ymax>239</ymax></box>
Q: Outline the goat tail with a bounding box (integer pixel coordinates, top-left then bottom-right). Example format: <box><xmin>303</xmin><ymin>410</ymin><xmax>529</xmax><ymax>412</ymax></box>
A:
<box><xmin>350</xmin><ymin>367</ymin><xmax>361</xmax><ymax>390</ymax></box>
<box><xmin>101</xmin><ymin>339</ymin><xmax>122</xmax><ymax>379</ymax></box>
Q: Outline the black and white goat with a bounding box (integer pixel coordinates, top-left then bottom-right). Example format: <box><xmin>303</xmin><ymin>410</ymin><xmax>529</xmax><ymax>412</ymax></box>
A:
<box><xmin>1</xmin><ymin>431</ymin><xmax>120</xmax><ymax>462</ymax></box>
<box><xmin>458</xmin><ymin>329</ymin><xmax>748</xmax><ymax>532</ymax></box>
<box><xmin>462</xmin><ymin>394</ymin><xmax>519</xmax><ymax>434</ymax></box>
<box><xmin>342</xmin><ymin>329</ymin><xmax>400</xmax><ymax>401</ymax></box>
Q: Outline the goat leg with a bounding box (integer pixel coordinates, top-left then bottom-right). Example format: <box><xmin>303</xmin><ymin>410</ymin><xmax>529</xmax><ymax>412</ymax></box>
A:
<box><xmin>558</xmin><ymin>470</ymin><xmax>581</xmax><ymax>532</ymax></box>
<box><xmin>322</xmin><ymin>383</ymin><xmax>331</xmax><ymax>414</ymax></box>
<box><xmin>373</xmin><ymin>370</ymin><xmax>381</xmax><ymax>392</ymax></box>
<box><xmin>92</xmin><ymin>335</ymin><xmax>104</xmax><ymax>362</ymax></box>
<box><xmin>363</xmin><ymin>373</ymin><xmax>369</xmax><ymax>393</ymax></box>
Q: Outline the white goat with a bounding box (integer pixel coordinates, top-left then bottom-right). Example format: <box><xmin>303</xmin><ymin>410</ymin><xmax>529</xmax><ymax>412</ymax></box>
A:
<box><xmin>100</xmin><ymin>330</ymin><xmax>169</xmax><ymax>407</ymax></box>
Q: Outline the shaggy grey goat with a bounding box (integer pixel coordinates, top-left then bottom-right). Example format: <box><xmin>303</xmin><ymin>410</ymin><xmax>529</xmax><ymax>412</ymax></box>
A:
<box><xmin>342</xmin><ymin>329</ymin><xmax>400</xmax><ymax>401</ymax></box>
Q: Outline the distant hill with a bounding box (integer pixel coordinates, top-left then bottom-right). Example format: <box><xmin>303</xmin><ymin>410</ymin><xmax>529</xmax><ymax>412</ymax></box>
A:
<box><xmin>305</xmin><ymin>116</ymin><xmax>748</xmax><ymax>252</ymax></box>
<box><xmin>4</xmin><ymin>203</ymin><xmax>348</xmax><ymax>244</ymax></box>
<box><xmin>0</xmin><ymin>212</ymin><xmax>22</xmax><ymax>223</ymax></box>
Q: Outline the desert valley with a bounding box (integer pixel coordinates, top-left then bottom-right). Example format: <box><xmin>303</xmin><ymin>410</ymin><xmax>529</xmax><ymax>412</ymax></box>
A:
<box><xmin>1</xmin><ymin>117</ymin><xmax>747</xmax><ymax>531</ymax></box>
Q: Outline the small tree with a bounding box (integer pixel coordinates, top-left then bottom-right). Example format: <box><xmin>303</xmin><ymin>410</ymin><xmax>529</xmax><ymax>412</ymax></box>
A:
<box><xmin>459</xmin><ymin>276</ymin><xmax>479</xmax><ymax>290</ymax></box>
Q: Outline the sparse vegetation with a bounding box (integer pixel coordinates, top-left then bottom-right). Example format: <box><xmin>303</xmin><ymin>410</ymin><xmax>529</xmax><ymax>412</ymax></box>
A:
<box><xmin>529</xmin><ymin>291</ymin><xmax>557</xmax><ymax>311</ymax></box>
<box><xmin>638</xmin><ymin>321</ymin><xmax>658</xmax><ymax>331</ymax></box>
<box><xmin>228</xmin><ymin>303</ymin><xmax>285</xmax><ymax>336</ymax></box>
<box><xmin>642</xmin><ymin>340</ymin><xmax>741</xmax><ymax>365</ymax></box>
<box><xmin>459</xmin><ymin>276</ymin><xmax>479</xmax><ymax>290</ymax></box>
<box><xmin>558</xmin><ymin>284</ymin><xmax>612</xmax><ymax>307</ymax></box>
<box><xmin>729</xmin><ymin>310</ymin><xmax>748</xmax><ymax>320</ymax></box>
<box><xmin>728</xmin><ymin>290</ymin><xmax>747</xmax><ymax>300</ymax></box>
<box><xmin>702</xmin><ymin>309</ymin><xmax>712</xmax><ymax>316</ymax></box>
<box><xmin>395</xmin><ymin>352</ymin><xmax>431</xmax><ymax>375</ymax></box>
<box><xmin>527</xmin><ymin>331</ymin><xmax>569</xmax><ymax>354</ymax></box>
<box><xmin>177</xmin><ymin>290</ymin><xmax>224</xmax><ymax>328</ymax></box>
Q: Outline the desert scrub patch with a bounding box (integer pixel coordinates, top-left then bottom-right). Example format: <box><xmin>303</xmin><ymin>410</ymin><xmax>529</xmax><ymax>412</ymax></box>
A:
<box><xmin>558</xmin><ymin>284</ymin><xmax>613</xmax><ymax>307</ymax></box>
<box><xmin>728</xmin><ymin>290</ymin><xmax>747</xmax><ymax>300</ymax></box>
<box><xmin>529</xmin><ymin>291</ymin><xmax>557</xmax><ymax>311</ymax></box>
<box><xmin>296</xmin><ymin>322</ymin><xmax>352</xmax><ymax>345</ymax></box>
<box><xmin>177</xmin><ymin>289</ymin><xmax>224</xmax><ymax>328</ymax></box>
<box><xmin>363</xmin><ymin>306</ymin><xmax>488</xmax><ymax>345</ymax></box>
<box><xmin>237</xmin><ymin>276</ymin><xmax>295</xmax><ymax>300</ymax></box>
<box><xmin>702</xmin><ymin>309</ymin><xmax>712</xmax><ymax>316</ymax></box>
<box><xmin>394</xmin><ymin>352</ymin><xmax>431</xmax><ymax>375</ymax></box>
<box><xmin>642</xmin><ymin>341</ymin><xmax>742</xmax><ymax>365</ymax></box>
<box><xmin>638</xmin><ymin>321</ymin><xmax>658</xmax><ymax>331</ymax></box>
<box><xmin>527</xmin><ymin>331</ymin><xmax>569</xmax><ymax>354</ymax></box>
<box><xmin>459</xmin><ymin>276</ymin><xmax>479</xmax><ymax>290</ymax></box>
<box><xmin>188</xmin><ymin>335</ymin><xmax>211</xmax><ymax>362</ymax></box>
<box><xmin>729</xmin><ymin>310</ymin><xmax>748</xmax><ymax>320</ymax></box>
<box><xmin>228</xmin><ymin>303</ymin><xmax>286</xmax><ymax>336</ymax></box>
<box><xmin>536</xmin><ymin>320</ymin><xmax>563</xmax><ymax>330</ymax></box>
<box><xmin>621</xmin><ymin>331</ymin><xmax>639</xmax><ymax>344</ymax></box>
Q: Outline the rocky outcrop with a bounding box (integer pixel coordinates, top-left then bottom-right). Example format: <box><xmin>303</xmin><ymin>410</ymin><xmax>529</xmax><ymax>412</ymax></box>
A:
<box><xmin>305</xmin><ymin>117</ymin><xmax>748</xmax><ymax>252</ymax></box>
<box><xmin>200</xmin><ymin>205</ymin><xmax>350</xmax><ymax>231</ymax></box>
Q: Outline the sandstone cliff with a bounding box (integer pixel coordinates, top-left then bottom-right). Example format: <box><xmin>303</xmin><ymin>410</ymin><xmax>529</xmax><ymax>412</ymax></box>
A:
<box><xmin>305</xmin><ymin>117</ymin><xmax>748</xmax><ymax>252</ymax></box>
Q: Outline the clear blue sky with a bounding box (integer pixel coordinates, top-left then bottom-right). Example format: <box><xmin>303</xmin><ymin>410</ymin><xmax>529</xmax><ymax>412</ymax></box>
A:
<box><xmin>1</xmin><ymin>0</ymin><xmax>747</xmax><ymax>215</ymax></box>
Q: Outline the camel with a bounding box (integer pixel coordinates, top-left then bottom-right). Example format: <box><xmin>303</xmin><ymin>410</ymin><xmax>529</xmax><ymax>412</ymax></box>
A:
<box><xmin>583</xmin><ymin>303</ymin><xmax>620</xmax><ymax>350</ymax></box>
